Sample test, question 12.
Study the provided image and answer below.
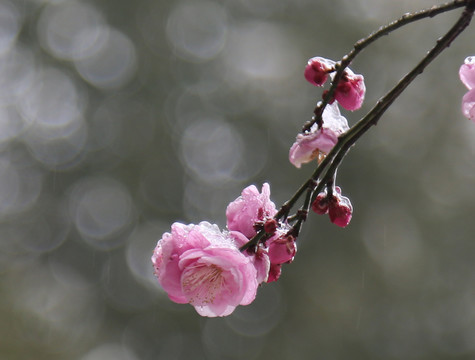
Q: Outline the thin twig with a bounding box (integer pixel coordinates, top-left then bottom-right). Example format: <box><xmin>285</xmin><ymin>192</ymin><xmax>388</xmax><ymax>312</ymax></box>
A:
<box><xmin>312</xmin><ymin>1</ymin><xmax>475</xmax><ymax>206</ymax></box>
<box><xmin>240</xmin><ymin>1</ymin><xmax>475</xmax><ymax>252</ymax></box>
<box><xmin>302</xmin><ymin>0</ymin><xmax>468</xmax><ymax>133</ymax></box>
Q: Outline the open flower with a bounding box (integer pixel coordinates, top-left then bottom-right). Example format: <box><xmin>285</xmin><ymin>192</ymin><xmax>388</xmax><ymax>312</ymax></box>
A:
<box><xmin>460</xmin><ymin>56</ymin><xmax>475</xmax><ymax>122</ymax></box>
<box><xmin>151</xmin><ymin>222</ymin><xmax>260</xmax><ymax>317</ymax></box>
<box><xmin>226</xmin><ymin>183</ymin><xmax>277</xmax><ymax>238</ymax></box>
<box><xmin>289</xmin><ymin>102</ymin><xmax>349</xmax><ymax>168</ymax></box>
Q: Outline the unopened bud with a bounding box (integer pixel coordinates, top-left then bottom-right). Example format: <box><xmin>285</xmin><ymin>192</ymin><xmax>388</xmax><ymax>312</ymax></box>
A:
<box><xmin>328</xmin><ymin>195</ymin><xmax>353</xmax><ymax>228</ymax></box>
<box><xmin>267</xmin><ymin>263</ymin><xmax>282</xmax><ymax>283</ymax></box>
<box><xmin>334</xmin><ymin>71</ymin><xmax>365</xmax><ymax>111</ymax></box>
<box><xmin>305</xmin><ymin>57</ymin><xmax>335</xmax><ymax>87</ymax></box>
<box><xmin>268</xmin><ymin>235</ymin><xmax>297</xmax><ymax>265</ymax></box>
<box><xmin>311</xmin><ymin>192</ymin><xmax>329</xmax><ymax>215</ymax></box>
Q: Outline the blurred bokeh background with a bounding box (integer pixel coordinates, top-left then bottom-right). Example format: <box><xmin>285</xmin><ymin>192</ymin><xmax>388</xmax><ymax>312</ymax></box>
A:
<box><xmin>1</xmin><ymin>0</ymin><xmax>475</xmax><ymax>359</ymax></box>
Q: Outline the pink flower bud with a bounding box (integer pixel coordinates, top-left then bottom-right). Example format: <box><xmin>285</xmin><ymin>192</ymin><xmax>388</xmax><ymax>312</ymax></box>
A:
<box><xmin>268</xmin><ymin>235</ymin><xmax>297</xmax><ymax>265</ymax></box>
<box><xmin>311</xmin><ymin>191</ymin><xmax>329</xmax><ymax>215</ymax></box>
<box><xmin>459</xmin><ymin>56</ymin><xmax>475</xmax><ymax>90</ymax></box>
<box><xmin>334</xmin><ymin>70</ymin><xmax>365</xmax><ymax>111</ymax></box>
<box><xmin>304</xmin><ymin>57</ymin><xmax>335</xmax><ymax>86</ymax></box>
<box><xmin>328</xmin><ymin>195</ymin><xmax>353</xmax><ymax>228</ymax></box>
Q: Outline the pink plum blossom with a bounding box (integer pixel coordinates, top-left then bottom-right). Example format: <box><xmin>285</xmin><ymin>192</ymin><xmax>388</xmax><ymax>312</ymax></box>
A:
<box><xmin>226</xmin><ymin>183</ymin><xmax>277</xmax><ymax>238</ymax></box>
<box><xmin>226</xmin><ymin>183</ymin><xmax>295</xmax><ymax>283</ymax></box>
<box><xmin>289</xmin><ymin>102</ymin><xmax>349</xmax><ymax>168</ymax></box>
<box><xmin>460</xmin><ymin>56</ymin><xmax>475</xmax><ymax>122</ymax></box>
<box><xmin>459</xmin><ymin>56</ymin><xmax>475</xmax><ymax>89</ymax></box>
<box><xmin>462</xmin><ymin>90</ymin><xmax>475</xmax><ymax>121</ymax></box>
<box><xmin>333</xmin><ymin>69</ymin><xmax>366</xmax><ymax>111</ymax></box>
<box><xmin>304</xmin><ymin>57</ymin><xmax>335</xmax><ymax>86</ymax></box>
<box><xmin>151</xmin><ymin>222</ymin><xmax>261</xmax><ymax>317</ymax></box>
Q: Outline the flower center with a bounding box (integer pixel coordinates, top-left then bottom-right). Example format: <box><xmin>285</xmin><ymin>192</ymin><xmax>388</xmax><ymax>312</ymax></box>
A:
<box><xmin>182</xmin><ymin>264</ymin><xmax>224</xmax><ymax>305</ymax></box>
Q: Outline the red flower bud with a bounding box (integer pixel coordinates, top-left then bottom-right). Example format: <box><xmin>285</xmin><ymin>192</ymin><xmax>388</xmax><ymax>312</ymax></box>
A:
<box><xmin>267</xmin><ymin>263</ymin><xmax>282</xmax><ymax>283</ymax></box>
<box><xmin>268</xmin><ymin>235</ymin><xmax>297</xmax><ymax>265</ymax></box>
<box><xmin>328</xmin><ymin>195</ymin><xmax>353</xmax><ymax>228</ymax></box>
<box><xmin>311</xmin><ymin>192</ymin><xmax>329</xmax><ymax>215</ymax></box>
<box><xmin>304</xmin><ymin>57</ymin><xmax>335</xmax><ymax>87</ymax></box>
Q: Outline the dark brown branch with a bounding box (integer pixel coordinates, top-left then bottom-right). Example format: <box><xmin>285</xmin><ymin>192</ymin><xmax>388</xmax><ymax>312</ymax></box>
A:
<box><xmin>302</xmin><ymin>0</ymin><xmax>469</xmax><ymax>133</ymax></box>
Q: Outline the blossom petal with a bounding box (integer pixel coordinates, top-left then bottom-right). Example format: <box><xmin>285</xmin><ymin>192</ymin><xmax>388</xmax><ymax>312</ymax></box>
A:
<box><xmin>289</xmin><ymin>102</ymin><xmax>348</xmax><ymax>168</ymax></box>
<box><xmin>459</xmin><ymin>56</ymin><xmax>475</xmax><ymax>90</ymax></box>
<box><xmin>462</xmin><ymin>89</ymin><xmax>475</xmax><ymax>122</ymax></box>
<box><xmin>226</xmin><ymin>183</ymin><xmax>277</xmax><ymax>238</ymax></box>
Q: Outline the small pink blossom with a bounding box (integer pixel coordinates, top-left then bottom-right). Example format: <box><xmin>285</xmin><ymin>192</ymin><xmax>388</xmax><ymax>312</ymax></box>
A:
<box><xmin>226</xmin><ymin>183</ymin><xmax>277</xmax><ymax>238</ymax></box>
<box><xmin>462</xmin><ymin>90</ymin><xmax>475</xmax><ymax>121</ymax></box>
<box><xmin>334</xmin><ymin>69</ymin><xmax>366</xmax><ymax>111</ymax></box>
<box><xmin>226</xmin><ymin>183</ymin><xmax>296</xmax><ymax>283</ymax></box>
<box><xmin>304</xmin><ymin>57</ymin><xmax>335</xmax><ymax>86</ymax></box>
<box><xmin>459</xmin><ymin>56</ymin><xmax>475</xmax><ymax>90</ymax></box>
<box><xmin>151</xmin><ymin>222</ymin><xmax>261</xmax><ymax>317</ymax></box>
<box><xmin>289</xmin><ymin>102</ymin><xmax>349</xmax><ymax>168</ymax></box>
<box><xmin>460</xmin><ymin>56</ymin><xmax>475</xmax><ymax>122</ymax></box>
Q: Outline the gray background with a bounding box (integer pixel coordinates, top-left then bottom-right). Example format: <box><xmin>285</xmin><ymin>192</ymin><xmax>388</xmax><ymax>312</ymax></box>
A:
<box><xmin>1</xmin><ymin>0</ymin><xmax>475</xmax><ymax>359</ymax></box>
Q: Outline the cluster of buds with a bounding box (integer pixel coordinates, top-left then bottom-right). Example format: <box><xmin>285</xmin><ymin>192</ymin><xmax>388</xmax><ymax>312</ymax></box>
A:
<box><xmin>289</xmin><ymin>57</ymin><xmax>366</xmax><ymax>169</ymax></box>
<box><xmin>304</xmin><ymin>56</ymin><xmax>366</xmax><ymax>111</ymax></box>
<box><xmin>311</xmin><ymin>186</ymin><xmax>353</xmax><ymax>228</ymax></box>
<box><xmin>291</xmin><ymin>56</ymin><xmax>361</xmax><ymax>228</ymax></box>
